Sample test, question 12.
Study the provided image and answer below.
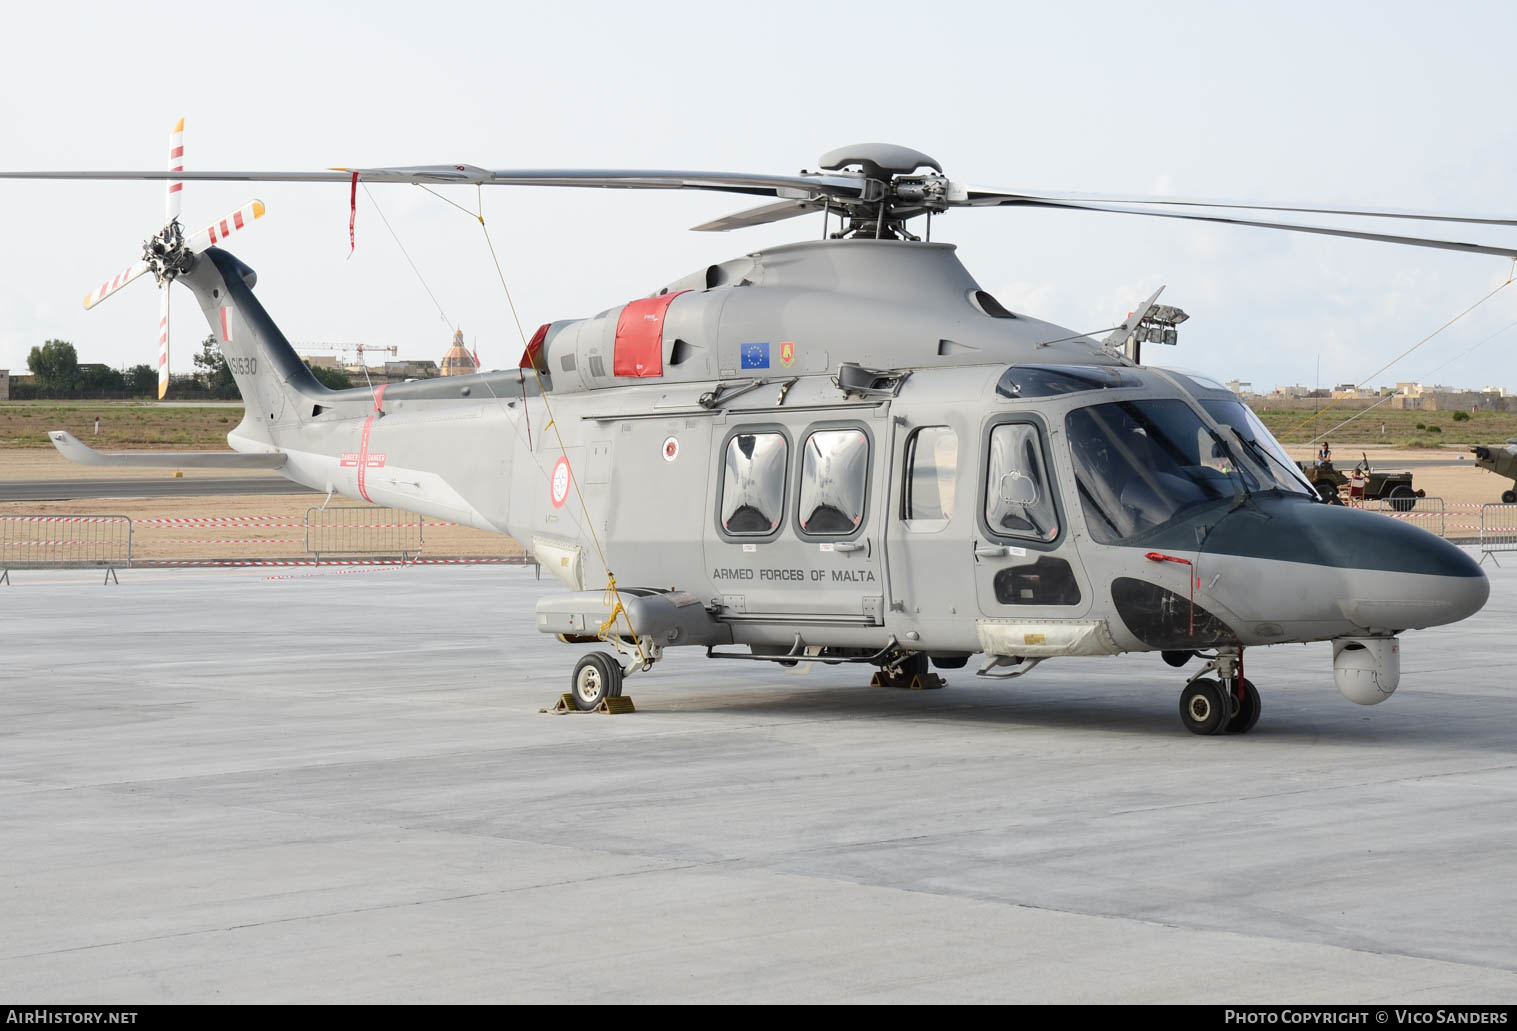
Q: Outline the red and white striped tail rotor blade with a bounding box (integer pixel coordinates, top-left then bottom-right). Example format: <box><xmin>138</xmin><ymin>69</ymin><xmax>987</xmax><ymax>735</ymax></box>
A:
<box><xmin>157</xmin><ymin>285</ymin><xmax>171</xmax><ymax>400</ymax></box>
<box><xmin>185</xmin><ymin>199</ymin><xmax>266</xmax><ymax>252</ymax></box>
<box><xmin>165</xmin><ymin>117</ymin><xmax>185</xmax><ymax>222</ymax></box>
<box><xmin>83</xmin><ymin>259</ymin><xmax>151</xmax><ymax>310</ymax></box>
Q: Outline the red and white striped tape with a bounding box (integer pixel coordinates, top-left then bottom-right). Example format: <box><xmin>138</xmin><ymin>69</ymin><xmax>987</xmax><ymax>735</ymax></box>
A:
<box><xmin>135</xmin><ymin>517</ymin><xmax>304</xmax><ymax>527</ymax></box>
<box><xmin>183</xmin><ymin>538</ymin><xmax>302</xmax><ymax>545</ymax></box>
<box><xmin>307</xmin><ymin>522</ymin><xmax>453</xmax><ymax>529</ymax></box>
<box><xmin>2</xmin><ymin>540</ymin><xmax>104</xmax><ymax>548</ymax></box>
<box><xmin>1</xmin><ymin>515</ymin><xmax>129</xmax><ymax>524</ymax></box>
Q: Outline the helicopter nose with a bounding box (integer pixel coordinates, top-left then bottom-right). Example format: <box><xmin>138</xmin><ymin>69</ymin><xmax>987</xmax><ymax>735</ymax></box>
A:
<box><xmin>1325</xmin><ymin>510</ymin><xmax>1488</xmax><ymax>631</ymax></box>
<box><xmin>1196</xmin><ymin>499</ymin><xmax>1489</xmax><ymax>637</ymax></box>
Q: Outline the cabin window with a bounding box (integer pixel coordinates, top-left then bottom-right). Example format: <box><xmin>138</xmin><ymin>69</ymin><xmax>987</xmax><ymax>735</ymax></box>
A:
<box><xmin>798</xmin><ymin>429</ymin><xmax>870</xmax><ymax>535</ymax></box>
<box><xmin>720</xmin><ymin>432</ymin><xmax>788</xmax><ymax>535</ymax></box>
<box><xmin>984</xmin><ymin>423</ymin><xmax>1059</xmax><ymax>542</ymax></box>
<box><xmin>902</xmin><ymin>426</ymin><xmax>958</xmax><ymax>530</ymax></box>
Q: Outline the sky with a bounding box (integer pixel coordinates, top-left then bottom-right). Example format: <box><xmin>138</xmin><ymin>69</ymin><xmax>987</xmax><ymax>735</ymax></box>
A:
<box><xmin>3</xmin><ymin>0</ymin><xmax>1517</xmax><ymax>394</ymax></box>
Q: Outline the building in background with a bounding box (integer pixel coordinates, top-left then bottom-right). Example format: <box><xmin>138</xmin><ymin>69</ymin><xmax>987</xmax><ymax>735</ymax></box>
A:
<box><xmin>385</xmin><ymin>360</ymin><xmax>440</xmax><ymax>381</ymax></box>
<box><xmin>439</xmin><ymin>329</ymin><xmax>479</xmax><ymax>377</ymax></box>
<box><xmin>0</xmin><ymin>369</ymin><xmax>8</xmax><ymax>401</ymax></box>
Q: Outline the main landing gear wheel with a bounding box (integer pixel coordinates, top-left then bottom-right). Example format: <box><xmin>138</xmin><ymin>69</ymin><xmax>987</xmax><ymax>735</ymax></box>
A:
<box><xmin>1179</xmin><ymin>679</ymin><xmax>1229</xmax><ymax>736</ymax></box>
<box><xmin>1224</xmin><ymin>678</ymin><xmax>1261</xmax><ymax>735</ymax></box>
<box><xmin>571</xmin><ymin>652</ymin><xmax>624</xmax><ymax>711</ymax></box>
<box><xmin>1503</xmin><ymin>489</ymin><xmax>1516</xmax><ymax>504</ymax></box>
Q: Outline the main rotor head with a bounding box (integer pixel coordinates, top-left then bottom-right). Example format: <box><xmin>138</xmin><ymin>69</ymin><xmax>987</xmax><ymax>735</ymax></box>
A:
<box><xmin>810</xmin><ymin>143</ymin><xmax>950</xmax><ymax>240</ymax></box>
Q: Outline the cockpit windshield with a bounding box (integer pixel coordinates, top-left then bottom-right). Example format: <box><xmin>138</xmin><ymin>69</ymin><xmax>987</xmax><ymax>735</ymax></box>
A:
<box><xmin>1066</xmin><ymin>399</ymin><xmax>1257</xmax><ymax>544</ymax></box>
<box><xmin>1198</xmin><ymin>399</ymin><xmax>1318</xmax><ymax>498</ymax></box>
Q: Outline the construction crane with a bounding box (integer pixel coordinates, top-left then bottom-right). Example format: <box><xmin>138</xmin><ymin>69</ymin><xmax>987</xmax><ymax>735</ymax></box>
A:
<box><xmin>297</xmin><ymin>343</ymin><xmax>398</xmax><ymax>363</ymax></box>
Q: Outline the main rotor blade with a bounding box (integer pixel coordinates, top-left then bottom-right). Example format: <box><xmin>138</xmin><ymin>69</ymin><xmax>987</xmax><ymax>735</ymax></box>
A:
<box><xmin>959</xmin><ymin>186</ymin><xmax>1517</xmax><ymax>228</ymax></box>
<box><xmin>691</xmin><ymin>196</ymin><xmax>829</xmax><ymax>232</ymax></box>
<box><xmin>0</xmin><ymin>166</ymin><xmax>874</xmax><ymax>202</ymax></box>
<box><xmin>987</xmin><ymin>196</ymin><xmax>1517</xmax><ymax>259</ymax></box>
<box><xmin>84</xmin><ymin>259</ymin><xmax>151</xmax><ymax>310</ymax></box>
<box><xmin>0</xmin><ymin>170</ymin><xmax>350</xmax><ymax>183</ymax></box>
<box><xmin>184</xmin><ymin>199</ymin><xmax>266</xmax><ymax>252</ymax></box>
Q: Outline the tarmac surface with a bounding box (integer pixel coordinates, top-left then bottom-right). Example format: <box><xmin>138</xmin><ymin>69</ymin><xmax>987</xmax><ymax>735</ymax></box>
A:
<box><xmin>0</xmin><ymin>477</ymin><xmax>317</xmax><ymax>501</ymax></box>
<box><xmin>3</xmin><ymin>562</ymin><xmax>1515</xmax><ymax>1004</ymax></box>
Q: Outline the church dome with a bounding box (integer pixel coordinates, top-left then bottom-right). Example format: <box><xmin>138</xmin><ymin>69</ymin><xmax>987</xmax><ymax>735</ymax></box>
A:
<box><xmin>440</xmin><ymin>329</ymin><xmax>478</xmax><ymax>377</ymax></box>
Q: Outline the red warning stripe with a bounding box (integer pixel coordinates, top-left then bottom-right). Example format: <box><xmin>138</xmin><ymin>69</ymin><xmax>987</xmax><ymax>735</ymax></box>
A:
<box><xmin>357</xmin><ymin>416</ymin><xmax>374</xmax><ymax>503</ymax></box>
<box><xmin>354</xmin><ymin>384</ymin><xmax>390</xmax><ymax>502</ymax></box>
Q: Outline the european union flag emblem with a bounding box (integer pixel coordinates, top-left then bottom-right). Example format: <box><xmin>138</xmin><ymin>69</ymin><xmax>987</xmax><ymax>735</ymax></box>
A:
<box><xmin>740</xmin><ymin>342</ymin><xmax>770</xmax><ymax>369</ymax></box>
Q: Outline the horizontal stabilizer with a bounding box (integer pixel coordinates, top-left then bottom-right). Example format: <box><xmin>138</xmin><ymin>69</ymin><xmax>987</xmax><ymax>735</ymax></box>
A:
<box><xmin>48</xmin><ymin>430</ymin><xmax>288</xmax><ymax>469</ymax></box>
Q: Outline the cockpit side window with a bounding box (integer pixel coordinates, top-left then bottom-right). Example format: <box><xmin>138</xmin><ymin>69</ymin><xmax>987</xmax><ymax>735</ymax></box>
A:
<box><xmin>720</xmin><ymin>431</ymin><xmax>788</xmax><ymax>536</ymax></box>
<box><xmin>983</xmin><ymin>423</ymin><xmax>1060</xmax><ymax>542</ymax></box>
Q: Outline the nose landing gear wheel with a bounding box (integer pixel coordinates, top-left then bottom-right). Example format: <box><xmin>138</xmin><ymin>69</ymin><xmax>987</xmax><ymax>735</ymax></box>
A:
<box><xmin>1224</xmin><ymin>678</ymin><xmax>1261</xmax><ymax>734</ymax></box>
<box><xmin>571</xmin><ymin>652</ymin><xmax>624</xmax><ymax>711</ymax></box>
<box><xmin>1179</xmin><ymin>679</ymin><xmax>1229</xmax><ymax>736</ymax></box>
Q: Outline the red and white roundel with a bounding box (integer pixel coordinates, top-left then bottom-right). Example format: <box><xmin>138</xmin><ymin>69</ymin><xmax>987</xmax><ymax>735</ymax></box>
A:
<box><xmin>550</xmin><ymin>456</ymin><xmax>571</xmax><ymax>508</ymax></box>
<box><xmin>662</xmin><ymin>436</ymin><xmax>679</xmax><ymax>462</ymax></box>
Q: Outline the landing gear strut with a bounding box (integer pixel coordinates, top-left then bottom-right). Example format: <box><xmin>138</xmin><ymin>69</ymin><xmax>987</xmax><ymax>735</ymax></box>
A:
<box><xmin>871</xmin><ymin>651</ymin><xmax>945</xmax><ymax>690</ymax></box>
<box><xmin>1177</xmin><ymin>647</ymin><xmax>1260</xmax><ymax>736</ymax></box>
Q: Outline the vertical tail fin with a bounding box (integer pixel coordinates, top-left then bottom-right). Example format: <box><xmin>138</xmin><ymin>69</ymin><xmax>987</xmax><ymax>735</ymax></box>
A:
<box><xmin>177</xmin><ymin>246</ymin><xmax>329</xmax><ymax>445</ymax></box>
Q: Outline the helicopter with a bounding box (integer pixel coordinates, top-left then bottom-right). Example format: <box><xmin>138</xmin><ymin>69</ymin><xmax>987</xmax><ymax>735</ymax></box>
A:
<box><xmin>1470</xmin><ymin>440</ymin><xmax>1517</xmax><ymax>504</ymax></box>
<box><xmin>5</xmin><ymin>132</ymin><xmax>1507</xmax><ymax>735</ymax></box>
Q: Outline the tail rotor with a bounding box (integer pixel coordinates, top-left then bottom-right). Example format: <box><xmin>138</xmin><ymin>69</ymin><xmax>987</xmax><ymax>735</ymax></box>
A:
<box><xmin>78</xmin><ymin>118</ymin><xmax>266</xmax><ymax>398</ymax></box>
<box><xmin>165</xmin><ymin>117</ymin><xmax>183</xmax><ymax>223</ymax></box>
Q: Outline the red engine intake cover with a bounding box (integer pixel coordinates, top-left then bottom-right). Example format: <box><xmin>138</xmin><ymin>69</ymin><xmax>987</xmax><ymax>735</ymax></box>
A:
<box><xmin>613</xmin><ymin>291</ymin><xmax>687</xmax><ymax>378</ymax></box>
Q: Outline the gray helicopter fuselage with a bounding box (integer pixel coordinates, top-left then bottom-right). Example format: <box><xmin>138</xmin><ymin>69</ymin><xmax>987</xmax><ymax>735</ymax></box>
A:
<box><xmin>178</xmin><ymin>241</ymin><xmax>1486</xmax><ymax>676</ymax></box>
<box><xmin>536</xmin><ymin>239</ymin><xmax>1100</xmax><ymax>391</ymax></box>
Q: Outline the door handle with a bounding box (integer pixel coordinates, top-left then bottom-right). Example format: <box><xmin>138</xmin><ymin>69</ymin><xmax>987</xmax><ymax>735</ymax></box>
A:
<box><xmin>974</xmin><ymin>544</ymin><xmax>1008</xmax><ymax>558</ymax></box>
<box><xmin>834</xmin><ymin>540</ymin><xmax>868</xmax><ymax>554</ymax></box>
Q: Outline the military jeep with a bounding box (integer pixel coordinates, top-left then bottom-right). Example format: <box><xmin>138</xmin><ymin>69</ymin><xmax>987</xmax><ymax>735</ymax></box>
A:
<box><xmin>1297</xmin><ymin>453</ymin><xmax>1423</xmax><ymax>510</ymax></box>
